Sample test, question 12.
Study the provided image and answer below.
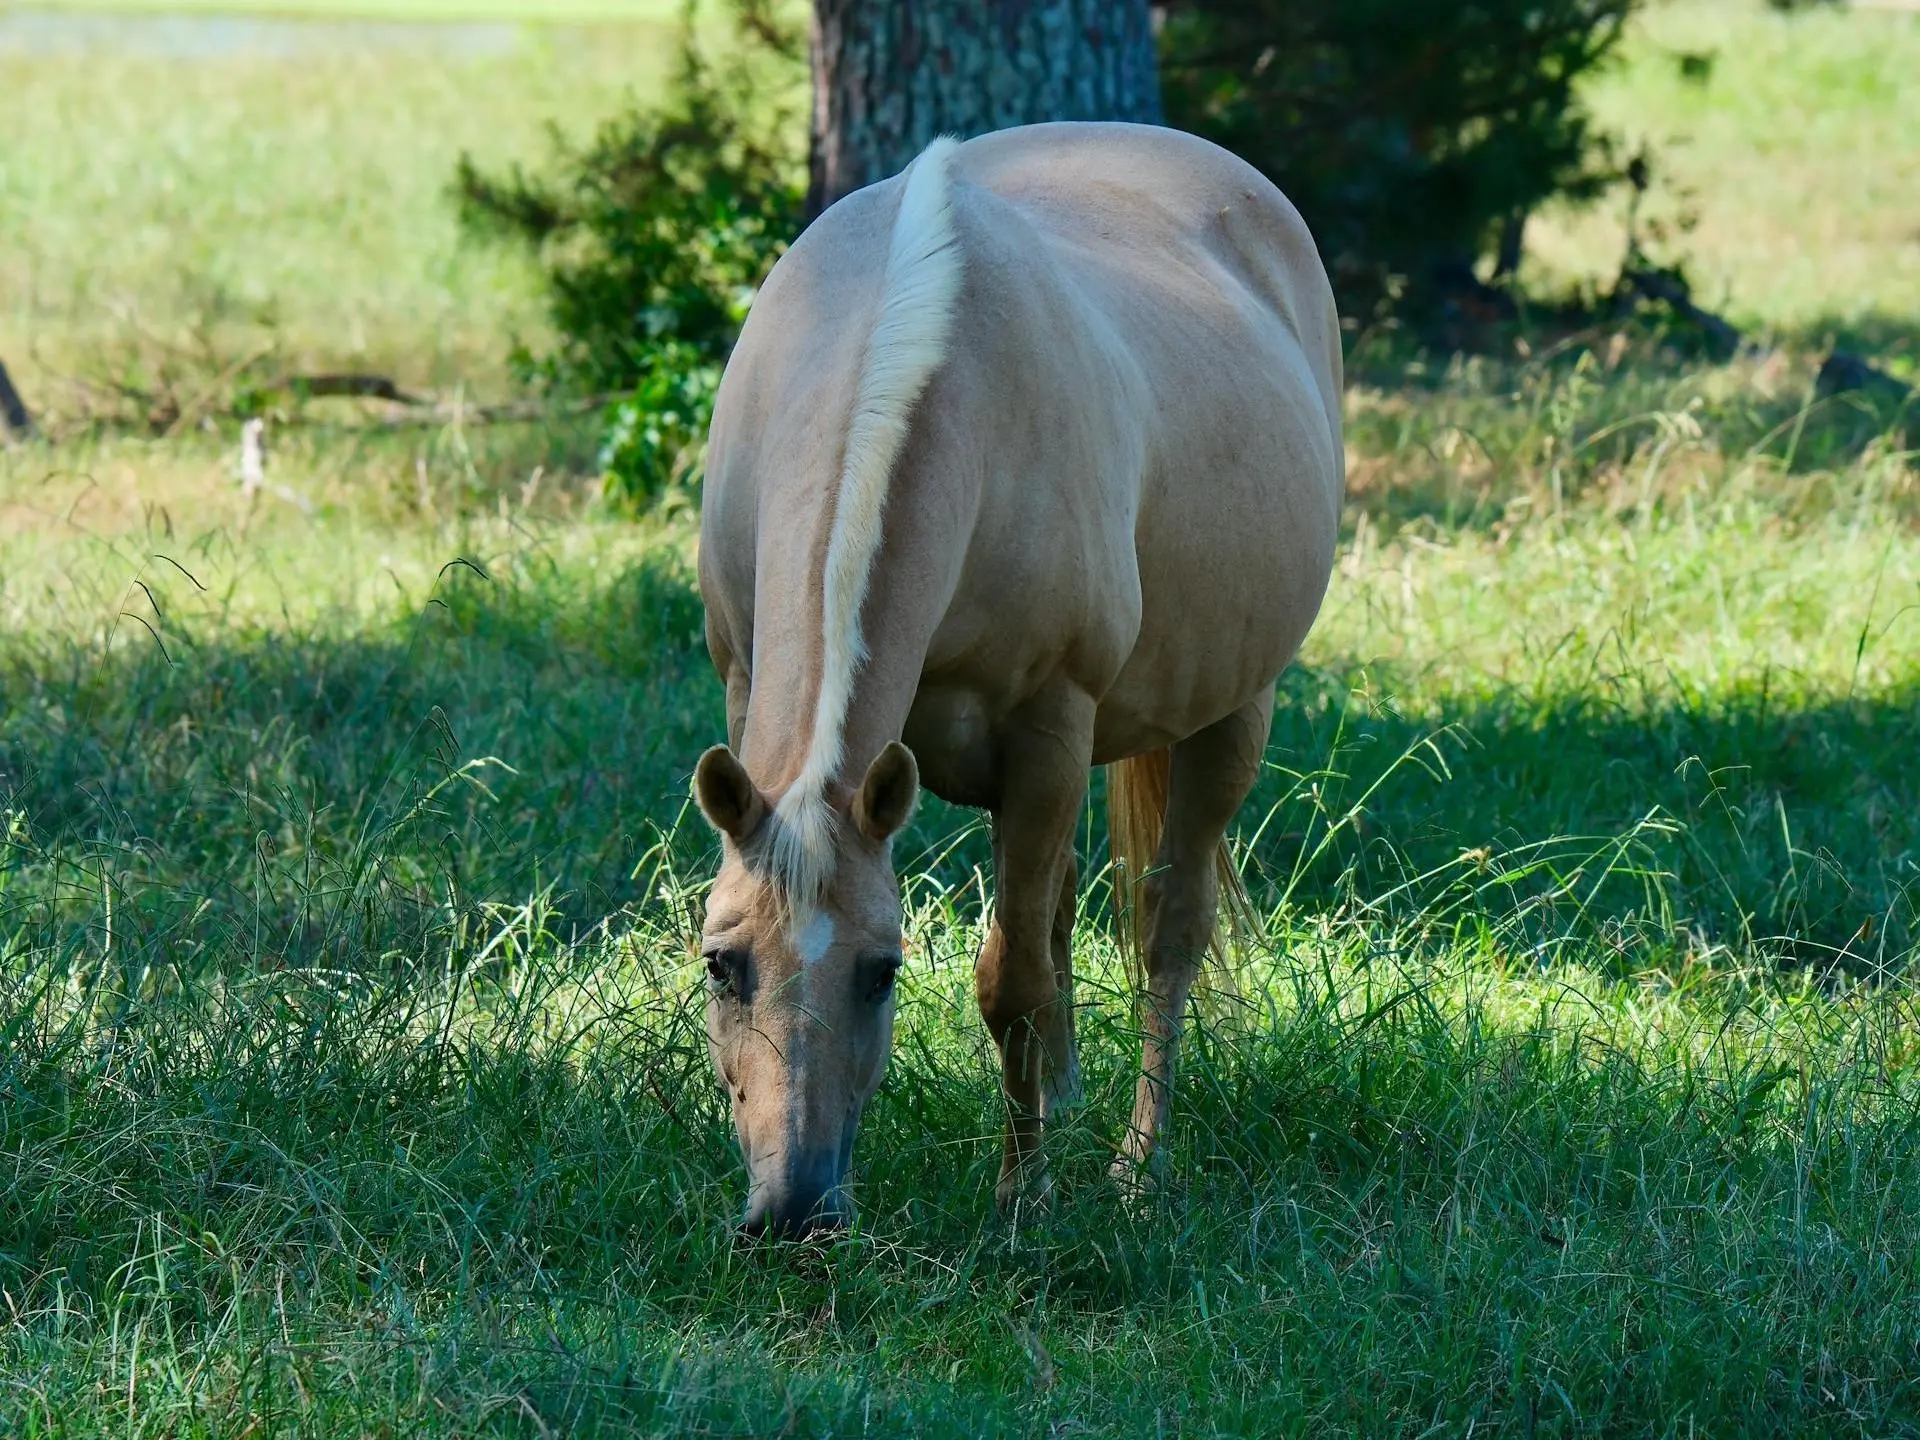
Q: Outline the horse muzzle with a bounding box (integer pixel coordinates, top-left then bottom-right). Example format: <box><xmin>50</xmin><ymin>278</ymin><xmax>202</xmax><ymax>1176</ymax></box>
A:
<box><xmin>739</xmin><ymin>1146</ymin><xmax>852</xmax><ymax>1239</ymax></box>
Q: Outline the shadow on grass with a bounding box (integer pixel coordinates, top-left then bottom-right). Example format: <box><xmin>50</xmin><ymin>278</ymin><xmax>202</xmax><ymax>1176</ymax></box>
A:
<box><xmin>2</xmin><ymin>554</ymin><xmax>1920</xmax><ymax>1432</ymax></box>
<box><xmin>1339</xmin><ymin>319</ymin><xmax>1918</xmax><ymax>539</ymax></box>
<box><xmin>0</xmin><ymin>546</ymin><xmax>721</xmax><ymax>974</ymax></box>
<box><xmin>2</xmin><ymin>547</ymin><xmax>1913</xmax><ymax>986</ymax></box>
<box><xmin>4</xmin><ymin>800</ymin><xmax>1920</xmax><ymax>1435</ymax></box>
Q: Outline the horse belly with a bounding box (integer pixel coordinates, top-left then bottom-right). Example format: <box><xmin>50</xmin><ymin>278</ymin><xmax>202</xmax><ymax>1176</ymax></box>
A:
<box><xmin>900</xmin><ymin>682</ymin><xmax>1000</xmax><ymax>809</ymax></box>
<box><xmin>904</xmin><ymin>537</ymin><xmax>1143</xmax><ymax>806</ymax></box>
<box><xmin>1091</xmin><ymin>366</ymin><xmax>1339</xmax><ymax>761</ymax></box>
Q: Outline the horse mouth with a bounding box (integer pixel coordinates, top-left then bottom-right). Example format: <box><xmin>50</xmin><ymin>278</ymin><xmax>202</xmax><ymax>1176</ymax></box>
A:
<box><xmin>738</xmin><ymin>1118</ymin><xmax>859</xmax><ymax>1239</ymax></box>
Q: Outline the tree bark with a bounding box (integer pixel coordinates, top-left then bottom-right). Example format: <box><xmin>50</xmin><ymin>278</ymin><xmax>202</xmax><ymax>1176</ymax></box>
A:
<box><xmin>808</xmin><ymin>0</ymin><xmax>1161</xmax><ymax>217</ymax></box>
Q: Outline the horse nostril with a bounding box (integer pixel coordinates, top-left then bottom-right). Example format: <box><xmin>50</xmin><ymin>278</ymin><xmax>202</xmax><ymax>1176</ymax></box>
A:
<box><xmin>739</xmin><ymin>1165</ymin><xmax>850</xmax><ymax>1241</ymax></box>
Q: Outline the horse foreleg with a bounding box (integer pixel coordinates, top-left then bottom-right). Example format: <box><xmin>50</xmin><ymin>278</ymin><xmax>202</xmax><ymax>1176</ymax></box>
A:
<box><xmin>1116</xmin><ymin>689</ymin><xmax>1272</xmax><ymax>1184</ymax></box>
<box><xmin>975</xmin><ymin>691</ymin><xmax>1093</xmax><ymax>1213</ymax></box>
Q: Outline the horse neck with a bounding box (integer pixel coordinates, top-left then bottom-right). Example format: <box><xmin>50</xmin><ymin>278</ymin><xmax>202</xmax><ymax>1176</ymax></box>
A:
<box><xmin>738</xmin><ymin>450</ymin><xmax>969</xmax><ymax>805</ymax></box>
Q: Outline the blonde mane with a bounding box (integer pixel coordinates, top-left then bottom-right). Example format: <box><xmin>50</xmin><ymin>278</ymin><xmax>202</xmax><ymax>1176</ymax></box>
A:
<box><xmin>766</xmin><ymin>136</ymin><xmax>964</xmax><ymax>905</ymax></box>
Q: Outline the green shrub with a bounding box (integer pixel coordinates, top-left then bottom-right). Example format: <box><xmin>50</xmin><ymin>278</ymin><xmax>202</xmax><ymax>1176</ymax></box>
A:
<box><xmin>467</xmin><ymin>0</ymin><xmax>1644</xmax><ymax>510</ymax></box>
<box><xmin>593</xmin><ymin>339</ymin><xmax>723</xmax><ymax>506</ymax></box>
<box><xmin>1159</xmin><ymin>0</ymin><xmax>1636</xmax><ymax>314</ymax></box>
<box><xmin>455</xmin><ymin>3</ymin><xmax>804</xmax><ymax>508</ymax></box>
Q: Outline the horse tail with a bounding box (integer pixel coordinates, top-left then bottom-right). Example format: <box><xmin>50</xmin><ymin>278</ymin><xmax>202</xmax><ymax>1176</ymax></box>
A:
<box><xmin>1107</xmin><ymin>750</ymin><xmax>1256</xmax><ymax>986</ymax></box>
<box><xmin>1107</xmin><ymin>748</ymin><xmax>1170</xmax><ymax>978</ymax></box>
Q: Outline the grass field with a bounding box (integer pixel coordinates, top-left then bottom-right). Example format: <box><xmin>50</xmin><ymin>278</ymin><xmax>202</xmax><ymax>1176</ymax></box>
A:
<box><xmin>0</xmin><ymin>10</ymin><xmax>688</xmax><ymax>407</ymax></box>
<box><xmin>1526</xmin><ymin>0</ymin><xmax>1920</xmax><ymax>367</ymax></box>
<box><xmin>12</xmin><ymin>1</ymin><xmax>679</xmax><ymax>14</ymax></box>
<box><xmin>3</xmin><ymin>2</ymin><xmax>1920</xmax><ymax>1435</ymax></box>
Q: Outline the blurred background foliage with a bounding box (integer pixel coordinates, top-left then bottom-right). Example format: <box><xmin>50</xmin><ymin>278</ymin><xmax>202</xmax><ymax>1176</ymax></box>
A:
<box><xmin>455</xmin><ymin>0</ymin><xmax>1646</xmax><ymax>508</ymax></box>
<box><xmin>1157</xmin><ymin>0</ymin><xmax>1635</xmax><ymax>314</ymax></box>
<box><xmin>454</xmin><ymin>2</ymin><xmax>804</xmax><ymax>505</ymax></box>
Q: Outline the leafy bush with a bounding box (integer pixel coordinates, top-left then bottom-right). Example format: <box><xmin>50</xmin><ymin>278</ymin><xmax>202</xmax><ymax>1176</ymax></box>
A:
<box><xmin>1159</xmin><ymin>0</ymin><xmax>1636</xmax><ymax>315</ymax></box>
<box><xmin>466</xmin><ymin>0</ymin><xmax>1644</xmax><ymax>508</ymax></box>
<box><xmin>593</xmin><ymin>340</ymin><xmax>723</xmax><ymax>506</ymax></box>
<box><xmin>455</xmin><ymin>4</ymin><xmax>804</xmax><ymax>507</ymax></box>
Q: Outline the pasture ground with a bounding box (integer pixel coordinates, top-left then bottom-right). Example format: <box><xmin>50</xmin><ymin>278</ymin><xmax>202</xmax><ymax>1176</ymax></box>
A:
<box><xmin>2</xmin><ymin>2</ymin><xmax>1919</xmax><ymax>1434</ymax></box>
<box><xmin>3</xmin><ymin>0</ymin><xmax>681</xmax><ymax>20</ymax></box>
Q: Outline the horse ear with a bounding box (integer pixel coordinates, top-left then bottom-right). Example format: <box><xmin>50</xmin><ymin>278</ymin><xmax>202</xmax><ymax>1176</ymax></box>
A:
<box><xmin>693</xmin><ymin>745</ymin><xmax>766</xmax><ymax>841</ymax></box>
<box><xmin>853</xmin><ymin>741</ymin><xmax>919</xmax><ymax>843</ymax></box>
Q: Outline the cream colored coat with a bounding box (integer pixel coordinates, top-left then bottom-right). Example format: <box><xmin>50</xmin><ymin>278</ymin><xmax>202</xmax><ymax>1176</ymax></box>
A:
<box><xmin>694</xmin><ymin>122</ymin><xmax>1342</xmax><ymax>1234</ymax></box>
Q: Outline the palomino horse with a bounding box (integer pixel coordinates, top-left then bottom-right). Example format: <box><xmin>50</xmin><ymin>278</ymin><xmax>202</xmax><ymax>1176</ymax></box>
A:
<box><xmin>693</xmin><ymin>122</ymin><xmax>1343</xmax><ymax>1235</ymax></box>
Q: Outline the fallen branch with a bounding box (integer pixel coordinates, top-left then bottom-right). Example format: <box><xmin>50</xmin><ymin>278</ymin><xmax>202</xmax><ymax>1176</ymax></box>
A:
<box><xmin>273</xmin><ymin>373</ymin><xmax>425</xmax><ymax>405</ymax></box>
<box><xmin>1815</xmin><ymin>350</ymin><xmax>1915</xmax><ymax>404</ymax></box>
<box><xmin>1616</xmin><ymin>266</ymin><xmax>1747</xmax><ymax>358</ymax></box>
<box><xmin>0</xmin><ymin>359</ymin><xmax>37</xmax><ymax>441</ymax></box>
<box><xmin>248</xmin><ymin>375</ymin><xmax>612</xmax><ymax>426</ymax></box>
<box><xmin>9</xmin><ymin>363</ymin><xmax>621</xmax><ymax>440</ymax></box>
<box><xmin>269</xmin><ymin>391</ymin><xmax>622</xmax><ymax>430</ymax></box>
<box><xmin>1619</xmin><ymin>263</ymin><xmax>1913</xmax><ymax>415</ymax></box>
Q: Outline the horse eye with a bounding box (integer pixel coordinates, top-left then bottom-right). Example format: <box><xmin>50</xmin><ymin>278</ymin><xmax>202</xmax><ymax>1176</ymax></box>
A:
<box><xmin>704</xmin><ymin>950</ymin><xmax>742</xmax><ymax>992</ymax></box>
<box><xmin>866</xmin><ymin>954</ymin><xmax>903</xmax><ymax>1003</ymax></box>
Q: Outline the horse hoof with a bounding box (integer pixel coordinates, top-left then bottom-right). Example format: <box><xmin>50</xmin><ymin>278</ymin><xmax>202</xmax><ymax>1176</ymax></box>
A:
<box><xmin>1109</xmin><ymin>1151</ymin><xmax>1164</xmax><ymax>1209</ymax></box>
<box><xmin>995</xmin><ymin>1165</ymin><xmax>1054</xmax><ymax>1219</ymax></box>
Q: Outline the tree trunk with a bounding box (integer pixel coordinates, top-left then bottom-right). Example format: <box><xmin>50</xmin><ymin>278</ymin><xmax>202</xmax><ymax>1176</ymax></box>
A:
<box><xmin>808</xmin><ymin>0</ymin><xmax>1161</xmax><ymax>217</ymax></box>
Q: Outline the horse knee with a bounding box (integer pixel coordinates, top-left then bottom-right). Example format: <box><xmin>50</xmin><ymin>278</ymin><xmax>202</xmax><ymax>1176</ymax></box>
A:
<box><xmin>977</xmin><ymin>970</ymin><xmax>1060</xmax><ymax>1044</ymax></box>
<box><xmin>1142</xmin><ymin>880</ymin><xmax>1213</xmax><ymax>983</ymax></box>
<box><xmin>975</xmin><ymin>928</ymin><xmax>1060</xmax><ymax>1042</ymax></box>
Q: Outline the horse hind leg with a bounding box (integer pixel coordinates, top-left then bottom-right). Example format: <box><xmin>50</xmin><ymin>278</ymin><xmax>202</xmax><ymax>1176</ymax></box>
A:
<box><xmin>1114</xmin><ymin>688</ymin><xmax>1273</xmax><ymax>1186</ymax></box>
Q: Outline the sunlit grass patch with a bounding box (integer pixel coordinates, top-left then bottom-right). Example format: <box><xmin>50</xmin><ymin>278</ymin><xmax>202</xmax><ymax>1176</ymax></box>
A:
<box><xmin>1527</xmin><ymin>0</ymin><xmax>1920</xmax><ymax>358</ymax></box>
<box><xmin>2</xmin><ymin>0</ymin><xmax>1919</xmax><ymax>1429</ymax></box>
<box><xmin>0</xmin><ymin>20</ymin><xmax>683</xmax><ymax>410</ymax></box>
<box><xmin>3</xmin><ymin>364</ymin><xmax>1918</xmax><ymax>1429</ymax></box>
<box><xmin>19</xmin><ymin>0</ymin><xmax>681</xmax><ymax>15</ymax></box>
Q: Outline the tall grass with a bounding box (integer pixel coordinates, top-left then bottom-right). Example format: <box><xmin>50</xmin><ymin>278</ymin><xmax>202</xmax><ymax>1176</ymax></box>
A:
<box><xmin>2</xmin><ymin>3</ymin><xmax>1918</xmax><ymax>1431</ymax></box>
<box><xmin>3</xmin><ymin>344</ymin><xmax>1916</xmax><ymax>1432</ymax></box>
